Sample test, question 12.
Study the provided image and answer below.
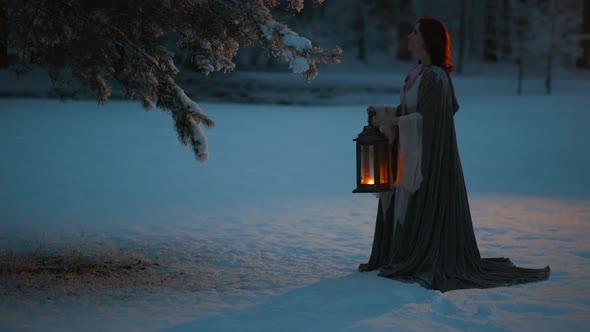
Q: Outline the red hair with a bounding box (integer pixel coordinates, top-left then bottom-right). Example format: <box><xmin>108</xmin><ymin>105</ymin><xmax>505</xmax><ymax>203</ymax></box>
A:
<box><xmin>417</xmin><ymin>17</ymin><xmax>454</xmax><ymax>74</ymax></box>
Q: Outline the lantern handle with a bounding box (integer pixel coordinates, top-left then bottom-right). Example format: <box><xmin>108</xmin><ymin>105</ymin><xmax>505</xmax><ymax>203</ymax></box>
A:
<box><xmin>367</xmin><ymin>108</ymin><xmax>376</xmax><ymax>126</ymax></box>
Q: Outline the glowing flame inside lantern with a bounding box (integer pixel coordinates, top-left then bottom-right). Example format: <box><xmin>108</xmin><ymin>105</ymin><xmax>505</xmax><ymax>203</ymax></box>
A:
<box><xmin>363</xmin><ymin>178</ymin><xmax>375</xmax><ymax>185</ymax></box>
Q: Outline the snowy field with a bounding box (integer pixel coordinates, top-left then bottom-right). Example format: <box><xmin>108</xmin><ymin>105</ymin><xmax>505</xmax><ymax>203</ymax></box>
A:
<box><xmin>1</xmin><ymin>71</ymin><xmax>590</xmax><ymax>331</ymax></box>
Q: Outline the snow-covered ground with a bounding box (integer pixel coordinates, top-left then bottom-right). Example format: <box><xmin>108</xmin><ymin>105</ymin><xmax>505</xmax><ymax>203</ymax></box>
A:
<box><xmin>1</xmin><ymin>67</ymin><xmax>589</xmax><ymax>331</ymax></box>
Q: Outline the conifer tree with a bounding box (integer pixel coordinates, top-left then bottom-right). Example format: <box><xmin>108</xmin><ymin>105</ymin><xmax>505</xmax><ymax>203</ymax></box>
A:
<box><xmin>2</xmin><ymin>0</ymin><xmax>342</xmax><ymax>161</ymax></box>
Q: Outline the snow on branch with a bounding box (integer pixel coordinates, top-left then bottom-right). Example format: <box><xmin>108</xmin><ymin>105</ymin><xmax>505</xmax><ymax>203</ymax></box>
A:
<box><xmin>260</xmin><ymin>20</ymin><xmax>341</xmax><ymax>80</ymax></box>
<box><xmin>190</xmin><ymin>41</ymin><xmax>237</xmax><ymax>76</ymax></box>
<box><xmin>281</xmin><ymin>0</ymin><xmax>325</xmax><ymax>12</ymax></box>
<box><xmin>174</xmin><ymin>85</ymin><xmax>210</xmax><ymax>162</ymax></box>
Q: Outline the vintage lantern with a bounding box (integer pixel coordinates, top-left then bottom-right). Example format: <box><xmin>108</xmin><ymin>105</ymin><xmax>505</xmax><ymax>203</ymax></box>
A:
<box><xmin>353</xmin><ymin>112</ymin><xmax>394</xmax><ymax>193</ymax></box>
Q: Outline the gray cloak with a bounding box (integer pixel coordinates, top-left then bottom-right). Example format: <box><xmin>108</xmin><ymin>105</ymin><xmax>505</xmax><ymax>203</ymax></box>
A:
<box><xmin>359</xmin><ymin>66</ymin><xmax>550</xmax><ymax>292</ymax></box>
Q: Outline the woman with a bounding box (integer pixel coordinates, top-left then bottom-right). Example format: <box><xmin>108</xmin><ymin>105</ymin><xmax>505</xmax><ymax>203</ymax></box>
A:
<box><xmin>359</xmin><ymin>17</ymin><xmax>550</xmax><ymax>292</ymax></box>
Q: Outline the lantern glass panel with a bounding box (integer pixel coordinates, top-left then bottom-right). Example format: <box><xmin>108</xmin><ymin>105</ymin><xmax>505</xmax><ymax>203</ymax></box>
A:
<box><xmin>360</xmin><ymin>145</ymin><xmax>375</xmax><ymax>185</ymax></box>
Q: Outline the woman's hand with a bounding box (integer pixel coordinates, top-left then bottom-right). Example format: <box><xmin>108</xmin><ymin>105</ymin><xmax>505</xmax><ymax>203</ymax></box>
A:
<box><xmin>367</xmin><ymin>105</ymin><xmax>399</xmax><ymax>126</ymax></box>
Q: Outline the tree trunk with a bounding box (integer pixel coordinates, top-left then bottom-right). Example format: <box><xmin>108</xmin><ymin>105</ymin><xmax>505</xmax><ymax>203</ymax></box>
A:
<box><xmin>397</xmin><ymin>21</ymin><xmax>413</xmax><ymax>61</ymax></box>
<box><xmin>501</xmin><ymin>0</ymin><xmax>512</xmax><ymax>57</ymax></box>
<box><xmin>396</xmin><ymin>0</ymin><xmax>413</xmax><ymax>61</ymax></box>
<box><xmin>545</xmin><ymin>54</ymin><xmax>552</xmax><ymax>95</ymax></box>
<box><xmin>517</xmin><ymin>58</ymin><xmax>523</xmax><ymax>95</ymax></box>
<box><xmin>483</xmin><ymin>0</ymin><xmax>498</xmax><ymax>61</ymax></box>
<box><xmin>577</xmin><ymin>0</ymin><xmax>590</xmax><ymax>68</ymax></box>
<box><xmin>456</xmin><ymin>0</ymin><xmax>467</xmax><ymax>73</ymax></box>
<box><xmin>0</xmin><ymin>1</ymin><xmax>7</xmax><ymax>68</ymax></box>
<box><xmin>354</xmin><ymin>0</ymin><xmax>367</xmax><ymax>62</ymax></box>
<box><xmin>375</xmin><ymin>0</ymin><xmax>396</xmax><ymax>22</ymax></box>
<box><xmin>546</xmin><ymin>0</ymin><xmax>555</xmax><ymax>95</ymax></box>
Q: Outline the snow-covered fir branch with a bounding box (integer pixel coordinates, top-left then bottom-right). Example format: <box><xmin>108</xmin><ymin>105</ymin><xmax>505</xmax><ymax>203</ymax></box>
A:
<box><xmin>4</xmin><ymin>0</ymin><xmax>341</xmax><ymax>162</ymax></box>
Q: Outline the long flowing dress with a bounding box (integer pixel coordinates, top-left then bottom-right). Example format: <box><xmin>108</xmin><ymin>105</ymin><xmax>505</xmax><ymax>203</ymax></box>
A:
<box><xmin>359</xmin><ymin>65</ymin><xmax>550</xmax><ymax>292</ymax></box>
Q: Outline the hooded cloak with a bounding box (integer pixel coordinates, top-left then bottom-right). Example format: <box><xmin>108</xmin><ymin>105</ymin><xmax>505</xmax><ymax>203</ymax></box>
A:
<box><xmin>360</xmin><ymin>66</ymin><xmax>550</xmax><ymax>292</ymax></box>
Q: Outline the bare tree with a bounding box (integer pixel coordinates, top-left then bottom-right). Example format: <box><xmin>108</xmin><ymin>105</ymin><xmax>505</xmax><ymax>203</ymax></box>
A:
<box><xmin>532</xmin><ymin>0</ymin><xmax>585</xmax><ymax>94</ymax></box>
<box><xmin>509</xmin><ymin>0</ymin><xmax>535</xmax><ymax>95</ymax></box>
<box><xmin>509</xmin><ymin>0</ymin><xmax>585</xmax><ymax>95</ymax></box>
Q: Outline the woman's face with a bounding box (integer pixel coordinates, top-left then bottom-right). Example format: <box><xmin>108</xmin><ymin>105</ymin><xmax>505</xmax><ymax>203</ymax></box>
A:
<box><xmin>407</xmin><ymin>23</ymin><xmax>425</xmax><ymax>53</ymax></box>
